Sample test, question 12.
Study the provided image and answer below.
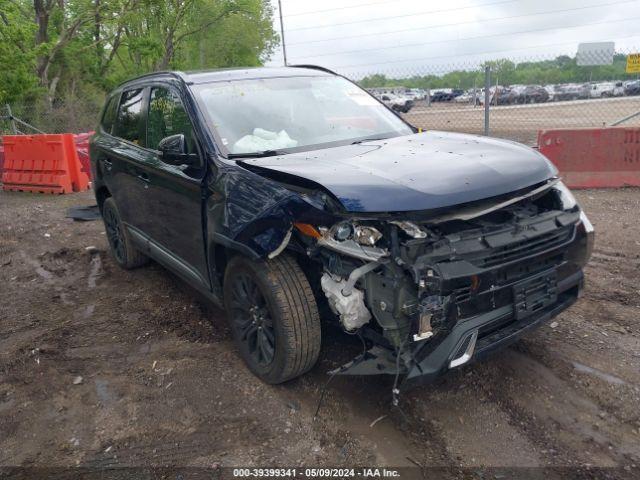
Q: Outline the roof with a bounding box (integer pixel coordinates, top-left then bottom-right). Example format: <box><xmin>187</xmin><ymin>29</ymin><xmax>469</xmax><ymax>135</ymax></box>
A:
<box><xmin>117</xmin><ymin>65</ymin><xmax>335</xmax><ymax>90</ymax></box>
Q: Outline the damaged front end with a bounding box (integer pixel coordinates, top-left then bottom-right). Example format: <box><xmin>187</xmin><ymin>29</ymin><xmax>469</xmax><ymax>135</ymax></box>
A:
<box><xmin>291</xmin><ymin>179</ymin><xmax>593</xmax><ymax>388</ymax></box>
<box><xmin>213</xmin><ymin>156</ymin><xmax>592</xmax><ymax>389</ymax></box>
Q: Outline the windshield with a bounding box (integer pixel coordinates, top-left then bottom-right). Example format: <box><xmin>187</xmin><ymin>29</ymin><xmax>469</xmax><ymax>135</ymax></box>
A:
<box><xmin>192</xmin><ymin>75</ymin><xmax>413</xmax><ymax>156</ymax></box>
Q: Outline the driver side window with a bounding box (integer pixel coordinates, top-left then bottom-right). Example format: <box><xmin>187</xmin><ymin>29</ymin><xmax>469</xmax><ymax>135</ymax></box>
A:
<box><xmin>147</xmin><ymin>87</ymin><xmax>195</xmax><ymax>153</ymax></box>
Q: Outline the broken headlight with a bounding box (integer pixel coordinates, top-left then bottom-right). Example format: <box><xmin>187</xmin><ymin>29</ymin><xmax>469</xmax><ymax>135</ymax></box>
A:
<box><xmin>390</xmin><ymin>220</ymin><xmax>427</xmax><ymax>239</ymax></box>
<box><xmin>333</xmin><ymin>223</ymin><xmax>353</xmax><ymax>241</ymax></box>
<box><xmin>330</xmin><ymin>222</ymin><xmax>382</xmax><ymax>246</ymax></box>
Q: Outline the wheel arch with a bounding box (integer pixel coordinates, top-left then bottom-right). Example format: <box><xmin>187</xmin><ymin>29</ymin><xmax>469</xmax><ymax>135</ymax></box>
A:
<box><xmin>95</xmin><ymin>185</ymin><xmax>111</xmax><ymax>214</ymax></box>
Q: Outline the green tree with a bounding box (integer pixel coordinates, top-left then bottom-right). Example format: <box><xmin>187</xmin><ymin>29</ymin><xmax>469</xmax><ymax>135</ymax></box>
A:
<box><xmin>0</xmin><ymin>0</ymin><xmax>277</xmax><ymax>106</ymax></box>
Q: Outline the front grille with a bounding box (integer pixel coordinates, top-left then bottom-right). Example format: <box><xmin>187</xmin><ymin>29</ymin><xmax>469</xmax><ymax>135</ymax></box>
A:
<box><xmin>453</xmin><ymin>286</ymin><xmax>472</xmax><ymax>303</ymax></box>
<box><xmin>472</xmin><ymin>225</ymin><xmax>573</xmax><ymax>268</ymax></box>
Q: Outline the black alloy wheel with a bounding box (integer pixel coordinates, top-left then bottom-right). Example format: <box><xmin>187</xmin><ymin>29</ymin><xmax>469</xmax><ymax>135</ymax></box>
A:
<box><xmin>104</xmin><ymin>201</ymin><xmax>126</xmax><ymax>264</ymax></box>
<box><xmin>228</xmin><ymin>273</ymin><xmax>276</xmax><ymax>367</ymax></box>
<box><xmin>101</xmin><ymin>197</ymin><xmax>148</xmax><ymax>269</ymax></box>
<box><xmin>223</xmin><ymin>254</ymin><xmax>321</xmax><ymax>384</ymax></box>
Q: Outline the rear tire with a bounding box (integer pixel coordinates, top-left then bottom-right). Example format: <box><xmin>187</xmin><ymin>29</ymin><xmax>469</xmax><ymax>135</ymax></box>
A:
<box><xmin>223</xmin><ymin>254</ymin><xmax>321</xmax><ymax>384</ymax></box>
<box><xmin>102</xmin><ymin>197</ymin><xmax>149</xmax><ymax>269</ymax></box>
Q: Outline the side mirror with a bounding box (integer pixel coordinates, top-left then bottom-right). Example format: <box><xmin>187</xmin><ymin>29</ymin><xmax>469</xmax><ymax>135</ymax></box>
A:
<box><xmin>158</xmin><ymin>134</ymin><xmax>198</xmax><ymax>166</ymax></box>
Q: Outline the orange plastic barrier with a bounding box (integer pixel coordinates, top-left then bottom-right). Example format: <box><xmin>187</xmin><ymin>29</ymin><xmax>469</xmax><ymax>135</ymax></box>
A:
<box><xmin>1</xmin><ymin>134</ymin><xmax>90</xmax><ymax>194</ymax></box>
<box><xmin>538</xmin><ymin>127</ymin><xmax>640</xmax><ymax>189</ymax></box>
<box><xmin>74</xmin><ymin>132</ymin><xmax>94</xmax><ymax>179</ymax></box>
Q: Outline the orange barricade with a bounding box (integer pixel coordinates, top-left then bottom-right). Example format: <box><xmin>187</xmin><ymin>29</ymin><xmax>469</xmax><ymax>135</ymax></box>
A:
<box><xmin>74</xmin><ymin>132</ymin><xmax>94</xmax><ymax>179</ymax></box>
<box><xmin>538</xmin><ymin>127</ymin><xmax>640</xmax><ymax>189</ymax></box>
<box><xmin>1</xmin><ymin>134</ymin><xmax>90</xmax><ymax>194</ymax></box>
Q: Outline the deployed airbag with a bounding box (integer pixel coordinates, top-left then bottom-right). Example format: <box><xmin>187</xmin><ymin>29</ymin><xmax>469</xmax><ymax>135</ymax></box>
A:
<box><xmin>233</xmin><ymin>128</ymin><xmax>298</xmax><ymax>153</ymax></box>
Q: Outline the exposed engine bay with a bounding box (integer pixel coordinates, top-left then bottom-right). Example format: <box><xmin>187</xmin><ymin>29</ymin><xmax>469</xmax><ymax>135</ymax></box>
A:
<box><xmin>290</xmin><ymin>179</ymin><xmax>594</xmax><ymax>385</ymax></box>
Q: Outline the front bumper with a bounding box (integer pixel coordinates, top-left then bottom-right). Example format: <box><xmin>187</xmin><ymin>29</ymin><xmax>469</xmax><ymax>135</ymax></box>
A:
<box><xmin>402</xmin><ymin>268</ymin><xmax>582</xmax><ymax>388</ymax></box>
<box><xmin>330</xmin><ymin>213</ymin><xmax>592</xmax><ymax>387</ymax></box>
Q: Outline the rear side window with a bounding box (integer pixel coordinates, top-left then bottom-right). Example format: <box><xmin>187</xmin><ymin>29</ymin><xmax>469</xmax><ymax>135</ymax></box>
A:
<box><xmin>100</xmin><ymin>95</ymin><xmax>119</xmax><ymax>134</ymax></box>
<box><xmin>113</xmin><ymin>88</ymin><xmax>145</xmax><ymax>145</ymax></box>
<box><xmin>147</xmin><ymin>87</ymin><xmax>194</xmax><ymax>152</ymax></box>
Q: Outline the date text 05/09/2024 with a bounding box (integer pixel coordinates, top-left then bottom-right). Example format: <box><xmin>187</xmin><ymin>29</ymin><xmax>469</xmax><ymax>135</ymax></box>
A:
<box><xmin>232</xmin><ymin>468</ymin><xmax>401</xmax><ymax>478</ymax></box>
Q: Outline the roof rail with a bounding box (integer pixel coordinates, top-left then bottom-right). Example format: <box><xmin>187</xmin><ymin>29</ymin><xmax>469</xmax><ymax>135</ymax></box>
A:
<box><xmin>289</xmin><ymin>64</ymin><xmax>338</xmax><ymax>75</ymax></box>
<box><xmin>116</xmin><ymin>70</ymin><xmax>187</xmax><ymax>88</ymax></box>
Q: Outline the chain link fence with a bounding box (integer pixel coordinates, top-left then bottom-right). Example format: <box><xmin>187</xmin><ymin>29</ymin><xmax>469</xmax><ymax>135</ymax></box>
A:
<box><xmin>2</xmin><ymin>49</ymin><xmax>640</xmax><ymax>148</ymax></box>
<box><xmin>0</xmin><ymin>99</ymin><xmax>102</xmax><ymax>136</ymax></box>
<box><xmin>348</xmin><ymin>48</ymin><xmax>640</xmax><ymax>146</ymax></box>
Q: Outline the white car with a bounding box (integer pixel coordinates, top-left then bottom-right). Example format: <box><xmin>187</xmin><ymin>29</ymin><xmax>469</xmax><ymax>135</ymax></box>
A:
<box><xmin>590</xmin><ymin>82</ymin><xmax>624</xmax><ymax>98</ymax></box>
<box><xmin>612</xmin><ymin>81</ymin><xmax>625</xmax><ymax>96</ymax></box>
<box><xmin>453</xmin><ymin>91</ymin><xmax>480</xmax><ymax>104</ymax></box>
<box><xmin>410</xmin><ymin>88</ymin><xmax>427</xmax><ymax>100</ymax></box>
<box><xmin>380</xmin><ymin>93</ymin><xmax>413</xmax><ymax>113</ymax></box>
<box><xmin>453</xmin><ymin>92</ymin><xmax>471</xmax><ymax>103</ymax></box>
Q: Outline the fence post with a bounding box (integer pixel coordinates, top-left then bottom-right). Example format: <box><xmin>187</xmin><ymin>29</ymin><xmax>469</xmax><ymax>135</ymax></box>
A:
<box><xmin>484</xmin><ymin>66</ymin><xmax>491</xmax><ymax>136</ymax></box>
<box><xmin>5</xmin><ymin>104</ymin><xmax>18</xmax><ymax>134</ymax></box>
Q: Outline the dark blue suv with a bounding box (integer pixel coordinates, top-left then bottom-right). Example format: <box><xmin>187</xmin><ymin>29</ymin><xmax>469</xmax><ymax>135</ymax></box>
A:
<box><xmin>90</xmin><ymin>66</ymin><xmax>594</xmax><ymax>388</ymax></box>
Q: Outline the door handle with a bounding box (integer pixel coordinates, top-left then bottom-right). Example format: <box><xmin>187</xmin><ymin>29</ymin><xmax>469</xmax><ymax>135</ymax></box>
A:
<box><xmin>136</xmin><ymin>172</ymin><xmax>150</xmax><ymax>188</ymax></box>
<box><xmin>103</xmin><ymin>159</ymin><xmax>113</xmax><ymax>171</ymax></box>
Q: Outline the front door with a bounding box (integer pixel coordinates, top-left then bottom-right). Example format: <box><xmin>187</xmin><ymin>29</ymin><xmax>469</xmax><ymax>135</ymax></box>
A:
<box><xmin>138</xmin><ymin>85</ymin><xmax>209</xmax><ymax>289</ymax></box>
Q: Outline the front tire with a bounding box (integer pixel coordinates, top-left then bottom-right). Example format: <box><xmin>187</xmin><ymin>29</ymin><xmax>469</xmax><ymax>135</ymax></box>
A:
<box><xmin>223</xmin><ymin>254</ymin><xmax>321</xmax><ymax>384</ymax></box>
<box><xmin>102</xmin><ymin>197</ymin><xmax>148</xmax><ymax>269</ymax></box>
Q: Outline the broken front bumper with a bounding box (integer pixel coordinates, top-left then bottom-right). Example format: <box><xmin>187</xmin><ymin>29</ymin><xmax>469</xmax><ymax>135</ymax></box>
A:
<box><xmin>332</xmin><ymin>266</ymin><xmax>583</xmax><ymax>387</ymax></box>
<box><xmin>402</xmin><ymin>268</ymin><xmax>582</xmax><ymax>388</ymax></box>
<box><xmin>331</xmin><ymin>213</ymin><xmax>592</xmax><ymax>388</ymax></box>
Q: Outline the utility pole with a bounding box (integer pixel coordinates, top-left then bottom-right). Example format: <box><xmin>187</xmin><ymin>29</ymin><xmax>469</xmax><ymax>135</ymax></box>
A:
<box><xmin>484</xmin><ymin>66</ymin><xmax>490</xmax><ymax>136</ymax></box>
<box><xmin>278</xmin><ymin>0</ymin><xmax>287</xmax><ymax>66</ymax></box>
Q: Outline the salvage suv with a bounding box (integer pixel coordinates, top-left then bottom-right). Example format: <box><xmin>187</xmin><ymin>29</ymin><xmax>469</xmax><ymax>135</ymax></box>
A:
<box><xmin>90</xmin><ymin>66</ymin><xmax>594</xmax><ymax>388</ymax></box>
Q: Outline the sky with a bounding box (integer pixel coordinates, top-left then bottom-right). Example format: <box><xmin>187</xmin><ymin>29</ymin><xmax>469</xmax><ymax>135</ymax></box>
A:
<box><xmin>266</xmin><ymin>0</ymin><xmax>640</xmax><ymax>77</ymax></box>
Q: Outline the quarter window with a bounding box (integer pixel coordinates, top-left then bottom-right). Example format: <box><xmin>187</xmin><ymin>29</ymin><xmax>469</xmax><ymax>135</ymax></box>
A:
<box><xmin>147</xmin><ymin>87</ymin><xmax>194</xmax><ymax>152</ymax></box>
<box><xmin>113</xmin><ymin>88</ymin><xmax>145</xmax><ymax>145</ymax></box>
<box><xmin>100</xmin><ymin>94</ymin><xmax>119</xmax><ymax>134</ymax></box>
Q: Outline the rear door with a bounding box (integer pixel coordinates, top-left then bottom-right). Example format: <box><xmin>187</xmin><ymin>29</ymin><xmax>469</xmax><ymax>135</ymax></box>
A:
<box><xmin>137</xmin><ymin>84</ymin><xmax>209</xmax><ymax>289</ymax></box>
<box><xmin>102</xmin><ymin>87</ymin><xmax>151</xmax><ymax>243</ymax></box>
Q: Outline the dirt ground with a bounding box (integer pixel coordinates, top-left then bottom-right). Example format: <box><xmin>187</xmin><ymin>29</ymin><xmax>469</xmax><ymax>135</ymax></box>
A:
<box><xmin>402</xmin><ymin>96</ymin><xmax>640</xmax><ymax>146</ymax></box>
<box><xmin>1</xmin><ymin>187</ymin><xmax>639</xmax><ymax>478</ymax></box>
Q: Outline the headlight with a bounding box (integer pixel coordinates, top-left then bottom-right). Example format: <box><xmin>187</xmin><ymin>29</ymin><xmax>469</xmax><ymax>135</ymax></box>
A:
<box><xmin>554</xmin><ymin>181</ymin><xmax>578</xmax><ymax>210</ymax></box>
<box><xmin>329</xmin><ymin>222</ymin><xmax>382</xmax><ymax>246</ymax></box>
<box><xmin>354</xmin><ymin>225</ymin><xmax>382</xmax><ymax>246</ymax></box>
<box><xmin>333</xmin><ymin>223</ymin><xmax>353</xmax><ymax>241</ymax></box>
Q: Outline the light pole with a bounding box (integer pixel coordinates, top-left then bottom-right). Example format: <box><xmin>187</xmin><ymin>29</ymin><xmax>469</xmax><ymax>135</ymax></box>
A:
<box><xmin>277</xmin><ymin>0</ymin><xmax>287</xmax><ymax>66</ymax></box>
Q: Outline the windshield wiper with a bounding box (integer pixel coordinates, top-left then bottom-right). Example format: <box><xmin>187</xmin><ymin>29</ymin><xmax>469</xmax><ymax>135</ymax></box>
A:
<box><xmin>227</xmin><ymin>150</ymin><xmax>285</xmax><ymax>159</ymax></box>
<box><xmin>351</xmin><ymin>137</ymin><xmax>389</xmax><ymax>145</ymax></box>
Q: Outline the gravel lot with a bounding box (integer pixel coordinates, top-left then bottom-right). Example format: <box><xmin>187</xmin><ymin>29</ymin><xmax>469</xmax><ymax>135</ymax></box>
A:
<box><xmin>1</xmin><ymin>188</ymin><xmax>639</xmax><ymax>478</ymax></box>
<box><xmin>403</xmin><ymin>96</ymin><xmax>640</xmax><ymax>145</ymax></box>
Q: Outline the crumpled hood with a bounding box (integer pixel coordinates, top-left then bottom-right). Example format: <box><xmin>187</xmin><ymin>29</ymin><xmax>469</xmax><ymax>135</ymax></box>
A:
<box><xmin>240</xmin><ymin>131</ymin><xmax>558</xmax><ymax>213</ymax></box>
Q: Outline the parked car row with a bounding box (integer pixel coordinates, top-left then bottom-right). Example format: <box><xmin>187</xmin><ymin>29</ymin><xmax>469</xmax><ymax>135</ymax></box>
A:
<box><xmin>548</xmin><ymin>81</ymin><xmax>627</xmax><ymax>101</ymax></box>
<box><xmin>368</xmin><ymin>79</ymin><xmax>640</xmax><ymax>110</ymax></box>
<box><xmin>479</xmin><ymin>85</ymin><xmax>550</xmax><ymax>105</ymax></box>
